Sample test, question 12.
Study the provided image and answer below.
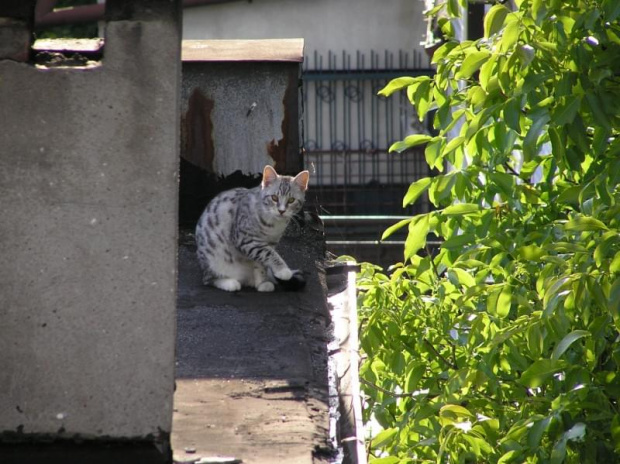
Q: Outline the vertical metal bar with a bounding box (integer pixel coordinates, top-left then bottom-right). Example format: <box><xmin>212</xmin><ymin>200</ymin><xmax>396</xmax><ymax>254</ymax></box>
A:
<box><xmin>359</xmin><ymin>50</ymin><xmax>365</xmax><ymax>187</ymax></box>
<box><xmin>343</xmin><ymin>50</ymin><xmax>349</xmax><ymax>187</ymax></box>
<box><xmin>385</xmin><ymin>50</ymin><xmax>392</xmax><ymax>187</ymax></box>
<box><xmin>329</xmin><ymin>51</ymin><xmax>336</xmax><ymax>187</ymax></box>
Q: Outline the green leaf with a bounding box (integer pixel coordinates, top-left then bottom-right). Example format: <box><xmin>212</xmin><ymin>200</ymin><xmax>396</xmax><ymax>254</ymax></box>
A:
<box><xmin>609</xmin><ymin>277</ymin><xmax>620</xmax><ymax>329</ymax></box>
<box><xmin>612</xmin><ymin>414</ymin><xmax>620</xmax><ymax>450</ymax></box>
<box><xmin>603</xmin><ymin>0</ymin><xmax>620</xmax><ymax>21</ymax></box>
<box><xmin>585</xmin><ymin>91</ymin><xmax>613</xmax><ymax>132</ymax></box>
<box><xmin>458</xmin><ymin>50</ymin><xmax>491</xmax><ymax>79</ymax></box>
<box><xmin>484</xmin><ymin>4</ymin><xmax>511</xmax><ymax>37</ymax></box>
<box><xmin>442</xmin><ymin>232</ymin><xmax>475</xmax><ymax>250</ymax></box>
<box><xmin>565</xmin><ymin>216</ymin><xmax>609</xmax><ymax>232</ymax></box>
<box><xmin>405</xmin><ymin>362</ymin><xmax>426</xmax><ymax>392</ymax></box>
<box><xmin>594</xmin><ymin>232</ymin><xmax>618</xmax><ymax>267</ymax></box>
<box><xmin>528</xmin><ymin>417</ymin><xmax>551</xmax><ymax>449</ymax></box>
<box><xmin>389</xmin><ymin>134</ymin><xmax>432</xmax><ymax>153</ymax></box>
<box><xmin>378</xmin><ymin>76</ymin><xmax>417</xmax><ymax>97</ymax></box>
<box><xmin>552</xmin><ymin>95</ymin><xmax>582</xmax><ymax>126</ymax></box>
<box><xmin>442</xmin><ymin>203</ymin><xmax>481</xmax><ymax>216</ymax></box>
<box><xmin>425</xmin><ymin>138</ymin><xmax>445</xmax><ymax>171</ymax></box>
<box><xmin>611</xmin><ymin>251</ymin><xmax>620</xmax><ymax>274</ymax></box>
<box><xmin>369</xmin><ymin>457</ymin><xmax>400</xmax><ymax>464</ymax></box>
<box><xmin>527</xmin><ymin>323</ymin><xmax>544</xmax><ymax>358</ymax></box>
<box><xmin>519</xmin><ymin>359</ymin><xmax>565</xmax><ymax>388</ymax></box>
<box><xmin>531</xmin><ymin>0</ymin><xmax>548</xmax><ymax>24</ymax></box>
<box><xmin>549</xmin><ymin>126</ymin><xmax>566</xmax><ymax>166</ymax></box>
<box><xmin>551</xmin><ymin>330</ymin><xmax>590</xmax><ymax>360</ymax></box>
<box><xmin>488</xmin><ymin>284</ymin><xmax>512</xmax><ymax>318</ymax></box>
<box><xmin>414</xmin><ymin>79</ymin><xmax>433</xmax><ymax>121</ymax></box>
<box><xmin>405</xmin><ymin>214</ymin><xmax>431</xmax><ymax>260</ymax></box>
<box><xmin>429</xmin><ymin>172</ymin><xmax>457</xmax><ymax>205</ymax></box>
<box><xmin>403</xmin><ymin>177</ymin><xmax>432</xmax><ymax>207</ymax></box>
<box><xmin>523</xmin><ymin>111</ymin><xmax>550</xmax><ymax>161</ymax></box>
<box><xmin>479</xmin><ymin>55</ymin><xmax>497</xmax><ymax>91</ymax></box>
<box><xmin>444</xmin><ymin>135</ymin><xmax>465</xmax><ymax>155</ymax></box>
<box><xmin>382</xmin><ymin>218</ymin><xmax>412</xmax><ymax>241</ymax></box>
<box><xmin>371</xmin><ymin>427</ymin><xmax>398</xmax><ymax>448</ymax></box>
<box><xmin>447</xmin><ymin>0</ymin><xmax>460</xmax><ymax>17</ymax></box>
<box><xmin>500</xmin><ymin>18</ymin><xmax>521</xmax><ymax>52</ymax></box>
<box><xmin>440</xmin><ymin>404</ymin><xmax>474</xmax><ymax>418</ymax></box>
<box><xmin>448</xmin><ymin>268</ymin><xmax>476</xmax><ymax>288</ymax></box>
<box><xmin>489</xmin><ymin>171</ymin><xmax>516</xmax><ymax>198</ymax></box>
<box><xmin>503</xmin><ymin>97</ymin><xmax>522</xmax><ymax>132</ymax></box>
<box><xmin>498</xmin><ymin>450</ymin><xmax>522</xmax><ymax>464</ymax></box>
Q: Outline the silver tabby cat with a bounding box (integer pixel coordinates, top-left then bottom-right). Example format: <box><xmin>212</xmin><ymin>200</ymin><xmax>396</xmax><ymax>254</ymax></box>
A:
<box><xmin>195</xmin><ymin>165</ymin><xmax>310</xmax><ymax>292</ymax></box>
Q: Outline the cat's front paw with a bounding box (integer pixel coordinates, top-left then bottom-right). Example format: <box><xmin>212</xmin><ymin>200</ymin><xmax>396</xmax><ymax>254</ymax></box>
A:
<box><xmin>275</xmin><ymin>269</ymin><xmax>306</xmax><ymax>291</ymax></box>
<box><xmin>273</xmin><ymin>267</ymin><xmax>293</xmax><ymax>281</ymax></box>
<box><xmin>213</xmin><ymin>278</ymin><xmax>242</xmax><ymax>292</ymax></box>
<box><xmin>257</xmin><ymin>281</ymin><xmax>275</xmax><ymax>292</ymax></box>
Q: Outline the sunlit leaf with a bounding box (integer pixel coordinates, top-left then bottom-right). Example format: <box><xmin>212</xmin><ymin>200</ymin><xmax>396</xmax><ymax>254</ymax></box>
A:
<box><xmin>403</xmin><ymin>177</ymin><xmax>432</xmax><ymax>207</ymax></box>
<box><xmin>458</xmin><ymin>50</ymin><xmax>491</xmax><ymax>79</ymax></box>
<box><xmin>442</xmin><ymin>203</ymin><xmax>481</xmax><ymax>215</ymax></box>
<box><xmin>551</xmin><ymin>330</ymin><xmax>590</xmax><ymax>360</ymax></box>
<box><xmin>484</xmin><ymin>3</ymin><xmax>511</xmax><ymax>37</ymax></box>
<box><xmin>519</xmin><ymin>359</ymin><xmax>565</xmax><ymax>388</ymax></box>
<box><xmin>405</xmin><ymin>214</ymin><xmax>431</xmax><ymax>260</ymax></box>
<box><xmin>382</xmin><ymin>217</ymin><xmax>412</xmax><ymax>241</ymax></box>
<box><xmin>378</xmin><ymin>76</ymin><xmax>428</xmax><ymax>97</ymax></box>
<box><xmin>565</xmin><ymin>216</ymin><xmax>609</xmax><ymax>232</ymax></box>
<box><xmin>371</xmin><ymin>427</ymin><xmax>398</xmax><ymax>449</ymax></box>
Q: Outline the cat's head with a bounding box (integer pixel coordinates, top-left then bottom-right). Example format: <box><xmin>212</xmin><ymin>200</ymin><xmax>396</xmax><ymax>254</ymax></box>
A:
<box><xmin>259</xmin><ymin>165</ymin><xmax>309</xmax><ymax>220</ymax></box>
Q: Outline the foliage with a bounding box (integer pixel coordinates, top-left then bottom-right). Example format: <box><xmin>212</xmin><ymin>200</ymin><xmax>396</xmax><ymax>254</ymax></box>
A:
<box><xmin>358</xmin><ymin>0</ymin><xmax>620</xmax><ymax>462</ymax></box>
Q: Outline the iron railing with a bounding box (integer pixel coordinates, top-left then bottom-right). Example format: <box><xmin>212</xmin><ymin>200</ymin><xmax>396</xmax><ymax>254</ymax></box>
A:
<box><xmin>302</xmin><ymin>49</ymin><xmax>435</xmax><ymax>217</ymax></box>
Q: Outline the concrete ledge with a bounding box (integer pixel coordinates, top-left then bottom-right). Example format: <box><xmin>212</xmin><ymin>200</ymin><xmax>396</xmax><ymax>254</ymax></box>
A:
<box><xmin>172</xmin><ymin>224</ymin><xmax>333</xmax><ymax>463</ymax></box>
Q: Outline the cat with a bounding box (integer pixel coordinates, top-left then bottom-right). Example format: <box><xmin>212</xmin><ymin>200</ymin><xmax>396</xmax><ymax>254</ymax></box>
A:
<box><xmin>195</xmin><ymin>165</ymin><xmax>310</xmax><ymax>292</ymax></box>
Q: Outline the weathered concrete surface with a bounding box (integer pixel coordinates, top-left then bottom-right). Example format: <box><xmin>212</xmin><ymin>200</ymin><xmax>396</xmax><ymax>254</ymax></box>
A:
<box><xmin>172</xmin><ymin>223</ymin><xmax>334</xmax><ymax>464</ymax></box>
<box><xmin>0</xmin><ymin>1</ymin><xmax>181</xmax><ymax>452</ymax></box>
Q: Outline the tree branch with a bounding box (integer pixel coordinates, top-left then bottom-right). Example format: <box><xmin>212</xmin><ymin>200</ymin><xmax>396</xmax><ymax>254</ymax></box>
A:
<box><xmin>423</xmin><ymin>338</ymin><xmax>458</xmax><ymax>370</ymax></box>
<box><xmin>359</xmin><ymin>378</ymin><xmax>424</xmax><ymax>399</ymax></box>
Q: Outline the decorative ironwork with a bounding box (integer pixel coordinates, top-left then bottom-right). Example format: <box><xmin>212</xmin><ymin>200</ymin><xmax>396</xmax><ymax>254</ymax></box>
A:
<box><xmin>302</xmin><ymin>49</ymin><xmax>435</xmax><ymax>216</ymax></box>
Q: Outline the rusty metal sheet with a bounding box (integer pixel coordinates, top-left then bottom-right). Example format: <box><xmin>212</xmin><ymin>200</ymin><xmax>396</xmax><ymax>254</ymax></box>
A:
<box><xmin>182</xmin><ymin>39</ymin><xmax>304</xmax><ymax>63</ymax></box>
<box><xmin>182</xmin><ymin>88</ymin><xmax>215</xmax><ymax>172</ymax></box>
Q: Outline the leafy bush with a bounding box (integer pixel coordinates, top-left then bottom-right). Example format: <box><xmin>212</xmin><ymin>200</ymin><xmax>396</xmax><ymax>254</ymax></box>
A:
<box><xmin>357</xmin><ymin>0</ymin><xmax>620</xmax><ymax>462</ymax></box>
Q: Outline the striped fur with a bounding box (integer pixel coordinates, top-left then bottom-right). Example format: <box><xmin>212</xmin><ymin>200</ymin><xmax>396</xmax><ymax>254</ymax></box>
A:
<box><xmin>195</xmin><ymin>165</ymin><xmax>309</xmax><ymax>292</ymax></box>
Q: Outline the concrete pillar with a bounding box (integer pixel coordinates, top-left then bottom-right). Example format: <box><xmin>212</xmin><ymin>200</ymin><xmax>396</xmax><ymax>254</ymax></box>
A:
<box><xmin>0</xmin><ymin>1</ymin><xmax>181</xmax><ymax>460</ymax></box>
<box><xmin>0</xmin><ymin>1</ymin><xmax>36</xmax><ymax>61</ymax></box>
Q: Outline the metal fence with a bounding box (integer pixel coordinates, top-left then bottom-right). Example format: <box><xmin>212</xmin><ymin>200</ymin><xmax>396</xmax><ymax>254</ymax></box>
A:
<box><xmin>302</xmin><ymin>49</ymin><xmax>435</xmax><ymax>217</ymax></box>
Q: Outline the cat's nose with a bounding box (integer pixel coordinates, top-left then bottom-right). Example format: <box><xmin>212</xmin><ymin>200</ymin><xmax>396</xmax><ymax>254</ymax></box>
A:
<box><xmin>278</xmin><ymin>209</ymin><xmax>286</xmax><ymax>215</ymax></box>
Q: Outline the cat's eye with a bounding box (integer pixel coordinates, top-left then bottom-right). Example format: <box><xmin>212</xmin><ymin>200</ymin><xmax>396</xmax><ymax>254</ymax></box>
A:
<box><xmin>287</xmin><ymin>198</ymin><xmax>295</xmax><ymax>204</ymax></box>
<box><xmin>271</xmin><ymin>195</ymin><xmax>278</xmax><ymax>202</ymax></box>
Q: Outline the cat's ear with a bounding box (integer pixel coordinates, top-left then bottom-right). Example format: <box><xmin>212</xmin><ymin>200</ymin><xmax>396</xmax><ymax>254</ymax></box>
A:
<box><xmin>293</xmin><ymin>170</ymin><xmax>310</xmax><ymax>191</ymax></box>
<box><xmin>262</xmin><ymin>165</ymin><xmax>278</xmax><ymax>188</ymax></box>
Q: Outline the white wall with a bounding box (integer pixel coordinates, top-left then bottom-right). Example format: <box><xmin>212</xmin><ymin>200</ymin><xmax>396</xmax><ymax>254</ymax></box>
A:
<box><xmin>183</xmin><ymin>0</ymin><xmax>428</xmax><ymax>62</ymax></box>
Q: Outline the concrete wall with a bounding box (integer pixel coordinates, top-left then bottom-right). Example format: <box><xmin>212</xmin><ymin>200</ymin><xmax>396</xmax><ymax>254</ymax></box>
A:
<box><xmin>0</xmin><ymin>0</ymin><xmax>181</xmax><ymax>453</ymax></box>
<box><xmin>183</xmin><ymin>0</ymin><xmax>427</xmax><ymax>62</ymax></box>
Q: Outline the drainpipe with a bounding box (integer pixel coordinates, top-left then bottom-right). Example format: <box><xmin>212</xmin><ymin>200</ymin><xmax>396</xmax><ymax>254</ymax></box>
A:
<box><xmin>35</xmin><ymin>0</ymin><xmax>246</xmax><ymax>27</ymax></box>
